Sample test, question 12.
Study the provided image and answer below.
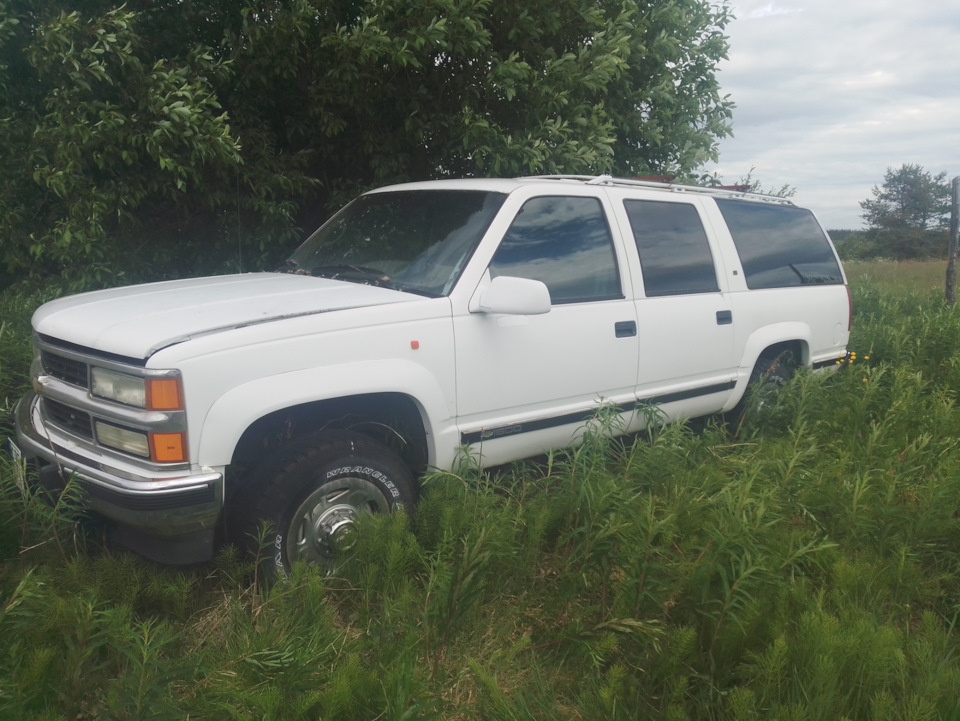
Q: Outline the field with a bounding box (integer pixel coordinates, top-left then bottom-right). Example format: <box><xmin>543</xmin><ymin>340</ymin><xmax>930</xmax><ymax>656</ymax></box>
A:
<box><xmin>844</xmin><ymin>259</ymin><xmax>949</xmax><ymax>294</ymax></box>
<box><xmin>3</xmin><ymin>263</ymin><xmax>960</xmax><ymax>719</ymax></box>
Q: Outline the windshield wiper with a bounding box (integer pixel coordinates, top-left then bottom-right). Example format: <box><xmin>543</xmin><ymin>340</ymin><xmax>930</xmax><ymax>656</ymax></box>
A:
<box><xmin>284</xmin><ymin>262</ymin><xmax>436</xmax><ymax>296</ymax></box>
<box><xmin>389</xmin><ymin>284</ymin><xmax>439</xmax><ymax>298</ymax></box>
<box><xmin>788</xmin><ymin>264</ymin><xmax>841</xmax><ymax>285</ymax></box>
<box><xmin>311</xmin><ymin>265</ymin><xmax>392</xmax><ymax>287</ymax></box>
<box><xmin>276</xmin><ymin>259</ymin><xmax>306</xmax><ymax>274</ymax></box>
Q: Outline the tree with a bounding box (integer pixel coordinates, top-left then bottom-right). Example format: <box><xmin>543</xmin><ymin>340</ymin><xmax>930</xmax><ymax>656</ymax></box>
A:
<box><xmin>733</xmin><ymin>166</ymin><xmax>796</xmax><ymax>198</ymax></box>
<box><xmin>199</xmin><ymin>0</ymin><xmax>734</xmax><ymax>217</ymax></box>
<box><xmin>858</xmin><ymin>164</ymin><xmax>951</xmax><ymax>259</ymax></box>
<box><xmin>861</xmin><ymin>164</ymin><xmax>951</xmax><ymax>232</ymax></box>
<box><xmin>0</xmin><ymin>1</ymin><xmax>255</xmax><ymax>281</ymax></box>
<box><xmin>0</xmin><ymin>0</ymin><xmax>735</xmax><ymax>281</ymax></box>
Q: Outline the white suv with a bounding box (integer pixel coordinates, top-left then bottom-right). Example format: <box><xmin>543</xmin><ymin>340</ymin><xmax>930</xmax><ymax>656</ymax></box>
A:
<box><xmin>11</xmin><ymin>175</ymin><xmax>850</xmax><ymax>571</ymax></box>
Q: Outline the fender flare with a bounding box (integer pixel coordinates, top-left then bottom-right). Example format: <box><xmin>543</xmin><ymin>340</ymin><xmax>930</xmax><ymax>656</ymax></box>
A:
<box><xmin>739</xmin><ymin>322</ymin><xmax>811</xmax><ymax>372</ymax></box>
<box><xmin>726</xmin><ymin>322</ymin><xmax>810</xmax><ymax>409</ymax></box>
<box><xmin>196</xmin><ymin>359</ymin><xmax>457</xmax><ymax>469</ymax></box>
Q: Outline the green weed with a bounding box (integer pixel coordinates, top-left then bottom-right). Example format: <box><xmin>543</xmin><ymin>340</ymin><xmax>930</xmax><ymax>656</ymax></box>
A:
<box><xmin>2</xmin><ymin>271</ymin><xmax>960</xmax><ymax>718</ymax></box>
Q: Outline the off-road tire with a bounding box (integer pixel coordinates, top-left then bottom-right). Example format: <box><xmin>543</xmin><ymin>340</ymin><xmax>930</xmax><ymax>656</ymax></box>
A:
<box><xmin>727</xmin><ymin>353</ymin><xmax>795</xmax><ymax>430</ymax></box>
<box><xmin>228</xmin><ymin>430</ymin><xmax>415</xmax><ymax>578</ymax></box>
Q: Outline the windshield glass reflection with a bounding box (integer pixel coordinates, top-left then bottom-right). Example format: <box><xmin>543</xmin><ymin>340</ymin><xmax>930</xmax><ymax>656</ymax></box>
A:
<box><xmin>284</xmin><ymin>190</ymin><xmax>507</xmax><ymax>297</ymax></box>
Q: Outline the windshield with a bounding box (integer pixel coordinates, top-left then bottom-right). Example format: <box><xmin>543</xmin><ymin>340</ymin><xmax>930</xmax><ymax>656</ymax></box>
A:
<box><xmin>283</xmin><ymin>189</ymin><xmax>508</xmax><ymax>297</ymax></box>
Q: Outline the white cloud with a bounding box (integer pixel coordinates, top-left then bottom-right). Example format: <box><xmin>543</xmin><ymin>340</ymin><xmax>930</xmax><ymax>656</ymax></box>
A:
<box><xmin>738</xmin><ymin>3</ymin><xmax>803</xmax><ymax>20</ymax></box>
<box><xmin>707</xmin><ymin>0</ymin><xmax>960</xmax><ymax>228</ymax></box>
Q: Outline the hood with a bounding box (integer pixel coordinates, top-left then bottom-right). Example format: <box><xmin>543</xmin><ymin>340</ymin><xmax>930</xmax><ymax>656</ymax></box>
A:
<box><xmin>33</xmin><ymin>273</ymin><xmax>419</xmax><ymax>359</ymax></box>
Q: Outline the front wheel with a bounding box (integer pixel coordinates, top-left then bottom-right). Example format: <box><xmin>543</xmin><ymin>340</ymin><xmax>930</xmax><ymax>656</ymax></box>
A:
<box><xmin>229</xmin><ymin>430</ymin><xmax>416</xmax><ymax>577</ymax></box>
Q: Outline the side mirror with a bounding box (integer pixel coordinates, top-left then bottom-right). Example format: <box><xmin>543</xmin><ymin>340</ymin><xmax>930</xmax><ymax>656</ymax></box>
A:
<box><xmin>477</xmin><ymin>276</ymin><xmax>552</xmax><ymax>315</ymax></box>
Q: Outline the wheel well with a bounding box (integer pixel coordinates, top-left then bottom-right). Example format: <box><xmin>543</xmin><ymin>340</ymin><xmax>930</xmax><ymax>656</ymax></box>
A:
<box><xmin>229</xmin><ymin>393</ymin><xmax>428</xmax><ymax>478</ymax></box>
<box><xmin>726</xmin><ymin>339</ymin><xmax>806</xmax><ymax>423</ymax></box>
<box><xmin>755</xmin><ymin>340</ymin><xmax>806</xmax><ymax>371</ymax></box>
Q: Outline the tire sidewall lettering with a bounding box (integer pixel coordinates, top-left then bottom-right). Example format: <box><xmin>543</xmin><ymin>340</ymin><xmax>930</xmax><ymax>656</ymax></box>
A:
<box><xmin>325</xmin><ymin>464</ymin><xmax>400</xmax><ymax>497</ymax></box>
<box><xmin>272</xmin><ymin>459</ymin><xmax>402</xmax><ymax>576</ymax></box>
<box><xmin>272</xmin><ymin>534</ymin><xmax>289</xmax><ymax>580</ymax></box>
<box><xmin>232</xmin><ymin>432</ymin><xmax>416</xmax><ymax>579</ymax></box>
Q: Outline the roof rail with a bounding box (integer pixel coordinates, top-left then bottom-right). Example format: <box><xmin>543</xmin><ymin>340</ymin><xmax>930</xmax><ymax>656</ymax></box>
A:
<box><xmin>520</xmin><ymin>174</ymin><xmax>795</xmax><ymax>205</ymax></box>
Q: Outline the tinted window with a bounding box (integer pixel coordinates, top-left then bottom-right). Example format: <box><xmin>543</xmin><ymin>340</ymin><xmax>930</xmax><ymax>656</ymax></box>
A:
<box><xmin>624</xmin><ymin>200</ymin><xmax>719</xmax><ymax>296</ymax></box>
<box><xmin>489</xmin><ymin>196</ymin><xmax>621</xmax><ymax>304</ymax></box>
<box><xmin>716</xmin><ymin>200</ymin><xmax>844</xmax><ymax>289</ymax></box>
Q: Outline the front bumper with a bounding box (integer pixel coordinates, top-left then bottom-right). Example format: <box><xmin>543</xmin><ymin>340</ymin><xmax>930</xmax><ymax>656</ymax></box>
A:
<box><xmin>12</xmin><ymin>392</ymin><xmax>223</xmax><ymax>563</ymax></box>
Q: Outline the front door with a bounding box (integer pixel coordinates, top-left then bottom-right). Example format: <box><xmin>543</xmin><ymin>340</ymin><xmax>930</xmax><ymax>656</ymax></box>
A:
<box><xmin>453</xmin><ymin>194</ymin><xmax>640</xmax><ymax>467</ymax></box>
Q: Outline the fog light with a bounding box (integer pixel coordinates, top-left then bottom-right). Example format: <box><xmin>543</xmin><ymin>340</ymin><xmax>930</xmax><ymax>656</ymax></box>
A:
<box><xmin>95</xmin><ymin>421</ymin><xmax>150</xmax><ymax>458</ymax></box>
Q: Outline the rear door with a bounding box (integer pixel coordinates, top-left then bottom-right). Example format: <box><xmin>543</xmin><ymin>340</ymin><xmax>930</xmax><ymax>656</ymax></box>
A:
<box><xmin>608</xmin><ymin>192</ymin><xmax>738</xmax><ymax>419</ymax></box>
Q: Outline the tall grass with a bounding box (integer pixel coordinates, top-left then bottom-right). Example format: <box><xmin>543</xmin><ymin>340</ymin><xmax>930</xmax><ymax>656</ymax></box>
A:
<box><xmin>844</xmin><ymin>258</ymin><xmax>948</xmax><ymax>294</ymax></box>
<box><xmin>3</xmin><ymin>265</ymin><xmax>960</xmax><ymax>718</ymax></box>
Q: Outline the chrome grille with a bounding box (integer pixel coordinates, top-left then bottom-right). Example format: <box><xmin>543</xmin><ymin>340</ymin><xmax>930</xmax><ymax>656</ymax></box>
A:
<box><xmin>43</xmin><ymin>398</ymin><xmax>94</xmax><ymax>440</ymax></box>
<box><xmin>41</xmin><ymin>351</ymin><xmax>89</xmax><ymax>389</ymax></box>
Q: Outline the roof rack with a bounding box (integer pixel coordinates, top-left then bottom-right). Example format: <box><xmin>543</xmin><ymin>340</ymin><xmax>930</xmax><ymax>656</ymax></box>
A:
<box><xmin>521</xmin><ymin>174</ymin><xmax>795</xmax><ymax>205</ymax></box>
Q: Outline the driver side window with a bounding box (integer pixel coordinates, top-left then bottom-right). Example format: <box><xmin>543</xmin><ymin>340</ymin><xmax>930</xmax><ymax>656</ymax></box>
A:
<box><xmin>489</xmin><ymin>196</ymin><xmax>622</xmax><ymax>304</ymax></box>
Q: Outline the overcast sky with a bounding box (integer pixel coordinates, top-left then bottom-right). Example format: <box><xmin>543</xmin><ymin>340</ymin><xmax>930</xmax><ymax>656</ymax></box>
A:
<box><xmin>706</xmin><ymin>0</ymin><xmax>960</xmax><ymax>230</ymax></box>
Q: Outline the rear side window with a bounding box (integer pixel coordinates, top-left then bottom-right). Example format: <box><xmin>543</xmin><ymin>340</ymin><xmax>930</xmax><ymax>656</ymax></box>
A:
<box><xmin>624</xmin><ymin>199</ymin><xmax>719</xmax><ymax>296</ymax></box>
<box><xmin>489</xmin><ymin>196</ymin><xmax>621</xmax><ymax>304</ymax></box>
<box><xmin>716</xmin><ymin>200</ymin><xmax>844</xmax><ymax>289</ymax></box>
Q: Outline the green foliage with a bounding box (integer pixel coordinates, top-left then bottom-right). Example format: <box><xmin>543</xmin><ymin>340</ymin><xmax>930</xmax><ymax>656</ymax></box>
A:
<box><xmin>1</xmin><ymin>2</ymin><xmax>248</xmax><ymax>279</ymax></box>
<box><xmin>0</xmin><ymin>279</ymin><xmax>69</xmax><ymax>415</ymax></box>
<box><xmin>725</xmin><ymin>165</ymin><xmax>797</xmax><ymax>198</ymax></box>
<box><xmin>843</xmin><ymin>258</ymin><xmax>948</xmax><ymax>292</ymax></box>
<box><xmin>216</xmin><ymin>0</ymin><xmax>732</xmax><ymax>188</ymax></box>
<box><xmin>7</xmin><ymin>275</ymin><xmax>960</xmax><ymax>717</ymax></box>
<box><xmin>862</xmin><ymin>164</ymin><xmax>952</xmax><ymax>233</ymax></box>
<box><xmin>856</xmin><ymin>164</ymin><xmax>952</xmax><ymax>260</ymax></box>
<box><xmin>0</xmin><ymin>0</ymin><xmax>734</xmax><ymax>281</ymax></box>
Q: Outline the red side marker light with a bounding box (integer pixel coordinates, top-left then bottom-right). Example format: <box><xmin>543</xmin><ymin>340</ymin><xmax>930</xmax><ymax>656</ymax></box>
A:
<box><xmin>410</xmin><ymin>340</ymin><xmax>420</xmax><ymax>350</ymax></box>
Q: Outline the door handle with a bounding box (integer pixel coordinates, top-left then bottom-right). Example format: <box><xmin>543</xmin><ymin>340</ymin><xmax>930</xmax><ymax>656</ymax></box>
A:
<box><xmin>615</xmin><ymin>320</ymin><xmax>637</xmax><ymax>338</ymax></box>
<box><xmin>716</xmin><ymin>310</ymin><xmax>733</xmax><ymax>325</ymax></box>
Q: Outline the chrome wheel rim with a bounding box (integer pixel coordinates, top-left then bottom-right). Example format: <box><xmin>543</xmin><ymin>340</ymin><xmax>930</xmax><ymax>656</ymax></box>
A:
<box><xmin>286</xmin><ymin>478</ymin><xmax>389</xmax><ymax>567</ymax></box>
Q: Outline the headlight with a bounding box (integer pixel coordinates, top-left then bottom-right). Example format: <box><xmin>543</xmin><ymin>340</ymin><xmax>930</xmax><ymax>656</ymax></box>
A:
<box><xmin>91</xmin><ymin>369</ymin><xmax>183</xmax><ymax>410</ymax></box>
<box><xmin>91</xmin><ymin>368</ymin><xmax>145</xmax><ymax>407</ymax></box>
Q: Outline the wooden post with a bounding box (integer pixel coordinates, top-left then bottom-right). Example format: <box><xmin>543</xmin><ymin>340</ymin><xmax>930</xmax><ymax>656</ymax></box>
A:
<box><xmin>947</xmin><ymin>177</ymin><xmax>960</xmax><ymax>306</ymax></box>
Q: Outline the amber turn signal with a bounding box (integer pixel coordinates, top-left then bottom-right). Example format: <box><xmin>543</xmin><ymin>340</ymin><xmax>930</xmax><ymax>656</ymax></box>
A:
<box><xmin>150</xmin><ymin>432</ymin><xmax>186</xmax><ymax>463</ymax></box>
<box><xmin>146</xmin><ymin>379</ymin><xmax>184</xmax><ymax>411</ymax></box>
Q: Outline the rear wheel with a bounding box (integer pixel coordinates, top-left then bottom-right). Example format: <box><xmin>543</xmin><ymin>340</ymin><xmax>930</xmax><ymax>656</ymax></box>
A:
<box><xmin>727</xmin><ymin>352</ymin><xmax>796</xmax><ymax>430</ymax></box>
<box><xmin>229</xmin><ymin>430</ymin><xmax>415</xmax><ymax>577</ymax></box>
<box><xmin>750</xmin><ymin>354</ymin><xmax>794</xmax><ymax>407</ymax></box>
